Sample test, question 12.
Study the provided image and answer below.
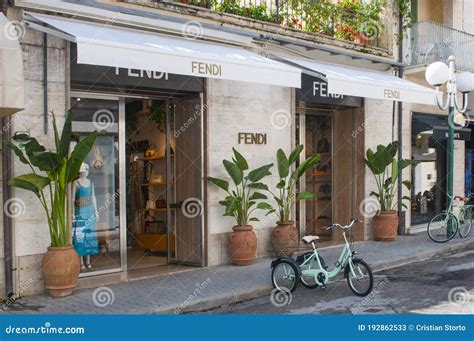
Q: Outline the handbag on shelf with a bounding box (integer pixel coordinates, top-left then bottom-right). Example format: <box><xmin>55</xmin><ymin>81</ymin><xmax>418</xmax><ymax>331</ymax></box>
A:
<box><xmin>155</xmin><ymin>195</ymin><xmax>166</xmax><ymax>209</ymax></box>
<box><xmin>317</xmin><ymin>137</ymin><xmax>330</xmax><ymax>153</ymax></box>
<box><xmin>145</xmin><ymin>144</ymin><xmax>158</xmax><ymax>157</ymax></box>
<box><xmin>150</xmin><ymin>174</ymin><xmax>165</xmax><ymax>185</ymax></box>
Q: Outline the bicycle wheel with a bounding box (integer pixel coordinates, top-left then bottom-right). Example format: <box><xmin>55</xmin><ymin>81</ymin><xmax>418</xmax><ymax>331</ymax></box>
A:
<box><xmin>297</xmin><ymin>253</ymin><xmax>327</xmax><ymax>289</ymax></box>
<box><xmin>427</xmin><ymin>212</ymin><xmax>459</xmax><ymax>243</ymax></box>
<box><xmin>271</xmin><ymin>259</ymin><xmax>299</xmax><ymax>292</ymax></box>
<box><xmin>346</xmin><ymin>259</ymin><xmax>373</xmax><ymax>297</ymax></box>
<box><xmin>459</xmin><ymin>207</ymin><xmax>473</xmax><ymax>239</ymax></box>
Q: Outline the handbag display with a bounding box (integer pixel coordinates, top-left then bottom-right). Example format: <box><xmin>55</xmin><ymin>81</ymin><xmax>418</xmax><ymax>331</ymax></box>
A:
<box><xmin>155</xmin><ymin>195</ymin><xmax>166</xmax><ymax>209</ymax></box>
<box><xmin>145</xmin><ymin>144</ymin><xmax>158</xmax><ymax>157</ymax></box>
<box><xmin>317</xmin><ymin>137</ymin><xmax>330</xmax><ymax>153</ymax></box>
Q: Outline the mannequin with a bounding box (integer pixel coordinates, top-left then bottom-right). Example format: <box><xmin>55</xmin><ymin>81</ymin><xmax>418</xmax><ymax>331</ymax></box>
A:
<box><xmin>72</xmin><ymin>162</ymin><xmax>99</xmax><ymax>270</ymax></box>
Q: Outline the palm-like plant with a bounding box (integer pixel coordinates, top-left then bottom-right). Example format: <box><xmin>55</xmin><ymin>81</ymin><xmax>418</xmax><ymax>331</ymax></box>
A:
<box><xmin>5</xmin><ymin>111</ymin><xmax>100</xmax><ymax>247</ymax></box>
<box><xmin>207</xmin><ymin>148</ymin><xmax>274</xmax><ymax>226</ymax></box>
<box><xmin>267</xmin><ymin>145</ymin><xmax>320</xmax><ymax>222</ymax></box>
<box><xmin>365</xmin><ymin>141</ymin><xmax>415</xmax><ymax>211</ymax></box>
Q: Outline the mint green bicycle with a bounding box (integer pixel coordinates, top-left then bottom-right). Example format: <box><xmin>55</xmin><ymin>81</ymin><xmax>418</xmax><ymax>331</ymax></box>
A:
<box><xmin>271</xmin><ymin>219</ymin><xmax>374</xmax><ymax>297</ymax></box>
<box><xmin>427</xmin><ymin>195</ymin><xmax>473</xmax><ymax>243</ymax></box>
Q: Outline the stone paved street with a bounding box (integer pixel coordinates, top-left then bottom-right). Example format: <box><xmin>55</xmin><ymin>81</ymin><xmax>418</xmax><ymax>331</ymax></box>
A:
<box><xmin>1</xmin><ymin>233</ymin><xmax>472</xmax><ymax>314</ymax></box>
<box><xmin>201</xmin><ymin>249</ymin><xmax>474</xmax><ymax>314</ymax></box>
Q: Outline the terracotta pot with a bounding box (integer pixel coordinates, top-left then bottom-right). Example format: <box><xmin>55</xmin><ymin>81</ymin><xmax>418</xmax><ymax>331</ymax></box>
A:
<box><xmin>372</xmin><ymin>211</ymin><xmax>398</xmax><ymax>241</ymax></box>
<box><xmin>271</xmin><ymin>221</ymin><xmax>298</xmax><ymax>257</ymax></box>
<box><xmin>228</xmin><ymin>225</ymin><xmax>257</xmax><ymax>266</ymax></box>
<box><xmin>42</xmin><ymin>245</ymin><xmax>80</xmax><ymax>297</ymax></box>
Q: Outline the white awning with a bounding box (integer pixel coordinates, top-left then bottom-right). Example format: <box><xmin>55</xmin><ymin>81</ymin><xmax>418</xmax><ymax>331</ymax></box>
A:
<box><xmin>24</xmin><ymin>13</ymin><xmax>301</xmax><ymax>88</ymax></box>
<box><xmin>0</xmin><ymin>13</ymin><xmax>25</xmax><ymax>117</ymax></box>
<box><xmin>273</xmin><ymin>54</ymin><xmax>439</xmax><ymax>106</ymax></box>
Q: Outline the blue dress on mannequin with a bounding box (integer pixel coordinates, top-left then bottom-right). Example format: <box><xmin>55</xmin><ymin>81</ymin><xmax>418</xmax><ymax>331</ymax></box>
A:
<box><xmin>72</xmin><ymin>180</ymin><xmax>99</xmax><ymax>256</ymax></box>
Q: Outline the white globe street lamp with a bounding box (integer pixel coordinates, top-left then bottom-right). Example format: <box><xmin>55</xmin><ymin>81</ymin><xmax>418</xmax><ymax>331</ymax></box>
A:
<box><xmin>425</xmin><ymin>56</ymin><xmax>474</xmax><ymax>236</ymax></box>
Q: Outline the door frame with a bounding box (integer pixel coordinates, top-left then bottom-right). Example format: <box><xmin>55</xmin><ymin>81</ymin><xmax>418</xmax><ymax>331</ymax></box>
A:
<box><xmin>70</xmin><ymin>91</ymin><xmax>127</xmax><ymax>277</ymax></box>
<box><xmin>167</xmin><ymin>93</ymin><xmax>206</xmax><ymax>267</ymax></box>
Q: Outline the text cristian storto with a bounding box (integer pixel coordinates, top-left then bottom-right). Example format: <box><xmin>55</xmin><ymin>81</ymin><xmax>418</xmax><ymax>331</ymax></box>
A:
<box><xmin>416</xmin><ymin>324</ymin><xmax>466</xmax><ymax>331</ymax></box>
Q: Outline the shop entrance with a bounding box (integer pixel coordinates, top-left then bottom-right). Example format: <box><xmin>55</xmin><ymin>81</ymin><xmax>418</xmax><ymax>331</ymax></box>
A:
<box><xmin>126</xmin><ymin>96</ymin><xmax>205</xmax><ymax>271</ymax></box>
<box><xmin>69</xmin><ymin>92</ymin><xmax>205</xmax><ymax>278</ymax></box>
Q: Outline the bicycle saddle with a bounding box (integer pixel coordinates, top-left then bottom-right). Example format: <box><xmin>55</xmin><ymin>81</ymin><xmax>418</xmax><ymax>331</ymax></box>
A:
<box><xmin>302</xmin><ymin>235</ymin><xmax>320</xmax><ymax>243</ymax></box>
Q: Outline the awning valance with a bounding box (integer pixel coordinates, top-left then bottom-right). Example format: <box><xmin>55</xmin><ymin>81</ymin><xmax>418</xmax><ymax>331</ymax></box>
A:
<box><xmin>24</xmin><ymin>13</ymin><xmax>301</xmax><ymax>88</ymax></box>
<box><xmin>0</xmin><ymin>13</ymin><xmax>25</xmax><ymax>117</ymax></box>
<box><xmin>272</xmin><ymin>54</ymin><xmax>439</xmax><ymax>106</ymax></box>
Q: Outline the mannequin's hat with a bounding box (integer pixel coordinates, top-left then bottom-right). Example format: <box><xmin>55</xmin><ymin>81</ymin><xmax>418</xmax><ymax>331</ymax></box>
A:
<box><xmin>79</xmin><ymin>162</ymin><xmax>89</xmax><ymax>173</ymax></box>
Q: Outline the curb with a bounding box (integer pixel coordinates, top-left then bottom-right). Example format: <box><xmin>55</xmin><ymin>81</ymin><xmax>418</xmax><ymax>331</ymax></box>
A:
<box><xmin>158</xmin><ymin>238</ymin><xmax>474</xmax><ymax>314</ymax></box>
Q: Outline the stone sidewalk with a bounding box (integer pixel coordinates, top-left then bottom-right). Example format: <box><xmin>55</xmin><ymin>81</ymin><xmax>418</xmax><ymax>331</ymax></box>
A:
<box><xmin>2</xmin><ymin>232</ymin><xmax>473</xmax><ymax>314</ymax></box>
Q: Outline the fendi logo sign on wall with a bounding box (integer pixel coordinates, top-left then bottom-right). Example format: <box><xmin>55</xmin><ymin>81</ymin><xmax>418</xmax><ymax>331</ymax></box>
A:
<box><xmin>297</xmin><ymin>74</ymin><xmax>362</xmax><ymax>107</ymax></box>
<box><xmin>238</xmin><ymin>132</ymin><xmax>267</xmax><ymax>145</ymax></box>
<box><xmin>383</xmin><ymin>89</ymin><xmax>401</xmax><ymax>100</ymax></box>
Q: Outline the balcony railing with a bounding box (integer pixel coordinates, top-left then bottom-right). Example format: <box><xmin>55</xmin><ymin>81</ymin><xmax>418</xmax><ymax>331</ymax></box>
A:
<box><xmin>404</xmin><ymin>20</ymin><xmax>474</xmax><ymax>72</ymax></box>
<box><xmin>154</xmin><ymin>0</ymin><xmax>389</xmax><ymax>49</ymax></box>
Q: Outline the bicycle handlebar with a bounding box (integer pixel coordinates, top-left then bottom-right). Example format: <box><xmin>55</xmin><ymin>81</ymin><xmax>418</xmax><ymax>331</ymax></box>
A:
<box><xmin>324</xmin><ymin>218</ymin><xmax>361</xmax><ymax>231</ymax></box>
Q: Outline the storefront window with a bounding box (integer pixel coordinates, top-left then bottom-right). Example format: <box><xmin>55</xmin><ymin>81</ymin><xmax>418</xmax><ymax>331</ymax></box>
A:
<box><xmin>70</xmin><ymin>97</ymin><xmax>122</xmax><ymax>274</ymax></box>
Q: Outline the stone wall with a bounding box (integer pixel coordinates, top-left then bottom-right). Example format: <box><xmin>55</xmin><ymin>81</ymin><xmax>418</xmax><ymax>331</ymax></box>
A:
<box><xmin>206</xmin><ymin>79</ymin><xmax>293</xmax><ymax>266</ymax></box>
<box><xmin>4</xmin><ymin>8</ymin><xmax>67</xmax><ymax>296</ymax></box>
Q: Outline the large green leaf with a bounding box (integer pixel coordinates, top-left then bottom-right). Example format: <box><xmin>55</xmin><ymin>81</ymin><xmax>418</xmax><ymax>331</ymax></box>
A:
<box><xmin>250</xmin><ymin>192</ymin><xmax>267</xmax><ymax>200</ymax></box>
<box><xmin>232</xmin><ymin>148</ymin><xmax>249</xmax><ymax>171</ymax></box>
<box><xmin>391</xmin><ymin>158</ymin><xmax>398</xmax><ymax>184</ymax></box>
<box><xmin>402</xmin><ymin>180</ymin><xmax>412</xmax><ymax>190</ymax></box>
<box><xmin>296</xmin><ymin>191</ymin><xmax>315</xmax><ymax>200</ymax></box>
<box><xmin>60</xmin><ymin>110</ymin><xmax>73</xmax><ymax>158</ymax></box>
<box><xmin>288</xmin><ymin>145</ymin><xmax>304</xmax><ymax>165</ymax></box>
<box><xmin>276</xmin><ymin>149</ymin><xmax>289</xmax><ymax>179</ymax></box>
<box><xmin>21</xmin><ymin>137</ymin><xmax>46</xmax><ymax>167</ymax></box>
<box><xmin>247</xmin><ymin>164</ymin><xmax>273</xmax><ymax>182</ymax></box>
<box><xmin>207</xmin><ymin>176</ymin><xmax>229</xmax><ymax>192</ymax></box>
<box><xmin>51</xmin><ymin>112</ymin><xmax>61</xmax><ymax>158</ymax></box>
<box><xmin>223</xmin><ymin>159</ymin><xmax>243</xmax><ymax>185</ymax></box>
<box><xmin>256</xmin><ymin>202</ymin><xmax>272</xmax><ymax>210</ymax></box>
<box><xmin>3</xmin><ymin>140</ymin><xmax>29</xmax><ymax>165</ymax></box>
<box><xmin>32</xmin><ymin>151</ymin><xmax>62</xmax><ymax>172</ymax></box>
<box><xmin>248</xmin><ymin>182</ymin><xmax>269</xmax><ymax>190</ymax></box>
<box><xmin>293</xmin><ymin>155</ymin><xmax>320</xmax><ymax>179</ymax></box>
<box><xmin>9</xmin><ymin>173</ymin><xmax>50</xmax><ymax>196</ymax></box>
<box><xmin>65</xmin><ymin>132</ymin><xmax>99</xmax><ymax>183</ymax></box>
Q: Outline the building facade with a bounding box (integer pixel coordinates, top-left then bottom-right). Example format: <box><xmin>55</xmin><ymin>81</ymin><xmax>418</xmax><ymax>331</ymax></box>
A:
<box><xmin>0</xmin><ymin>0</ymin><xmax>452</xmax><ymax>297</ymax></box>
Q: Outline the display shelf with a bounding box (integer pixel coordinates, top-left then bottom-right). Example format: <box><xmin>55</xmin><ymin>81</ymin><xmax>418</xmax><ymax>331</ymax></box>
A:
<box><xmin>140</xmin><ymin>207</ymin><xmax>176</xmax><ymax>212</ymax></box>
<box><xmin>138</xmin><ymin>154</ymin><xmax>174</xmax><ymax>161</ymax></box>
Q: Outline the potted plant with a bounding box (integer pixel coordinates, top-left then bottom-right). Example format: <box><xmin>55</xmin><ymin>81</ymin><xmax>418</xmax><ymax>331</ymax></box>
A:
<box><xmin>266</xmin><ymin>145</ymin><xmax>320</xmax><ymax>256</ymax></box>
<box><xmin>6</xmin><ymin>111</ymin><xmax>100</xmax><ymax>296</ymax></box>
<box><xmin>207</xmin><ymin>148</ymin><xmax>273</xmax><ymax>265</ymax></box>
<box><xmin>365</xmin><ymin>141</ymin><xmax>414</xmax><ymax>241</ymax></box>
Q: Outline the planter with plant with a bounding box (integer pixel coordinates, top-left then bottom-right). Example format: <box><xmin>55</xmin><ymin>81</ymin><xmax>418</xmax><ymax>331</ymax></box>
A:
<box><xmin>365</xmin><ymin>141</ymin><xmax>414</xmax><ymax>241</ymax></box>
<box><xmin>207</xmin><ymin>148</ymin><xmax>273</xmax><ymax>265</ymax></box>
<box><xmin>267</xmin><ymin>145</ymin><xmax>320</xmax><ymax>256</ymax></box>
<box><xmin>5</xmin><ymin>111</ymin><xmax>100</xmax><ymax>297</ymax></box>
